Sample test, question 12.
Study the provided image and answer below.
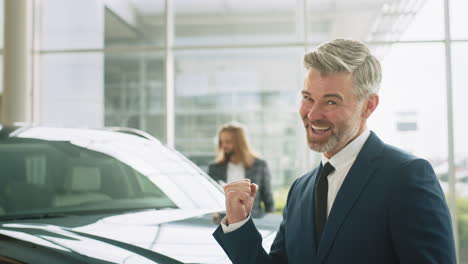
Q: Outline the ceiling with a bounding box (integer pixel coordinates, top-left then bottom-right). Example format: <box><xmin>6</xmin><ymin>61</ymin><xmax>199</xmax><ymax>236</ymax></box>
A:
<box><xmin>103</xmin><ymin>0</ymin><xmax>426</xmax><ymax>46</ymax></box>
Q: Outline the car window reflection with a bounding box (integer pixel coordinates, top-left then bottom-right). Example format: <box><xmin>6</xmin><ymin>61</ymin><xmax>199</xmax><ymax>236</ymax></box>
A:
<box><xmin>0</xmin><ymin>140</ymin><xmax>177</xmax><ymax>216</ymax></box>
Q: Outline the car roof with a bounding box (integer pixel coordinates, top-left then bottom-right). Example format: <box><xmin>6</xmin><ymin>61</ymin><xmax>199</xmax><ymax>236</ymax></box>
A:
<box><xmin>0</xmin><ymin>125</ymin><xmax>157</xmax><ymax>145</ymax></box>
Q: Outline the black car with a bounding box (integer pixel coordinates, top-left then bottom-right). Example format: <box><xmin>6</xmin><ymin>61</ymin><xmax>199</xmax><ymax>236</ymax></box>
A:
<box><xmin>0</xmin><ymin>125</ymin><xmax>279</xmax><ymax>264</ymax></box>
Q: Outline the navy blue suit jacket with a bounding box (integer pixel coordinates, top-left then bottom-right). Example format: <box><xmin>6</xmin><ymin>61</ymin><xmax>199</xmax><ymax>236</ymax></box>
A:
<box><xmin>213</xmin><ymin>132</ymin><xmax>456</xmax><ymax>264</ymax></box>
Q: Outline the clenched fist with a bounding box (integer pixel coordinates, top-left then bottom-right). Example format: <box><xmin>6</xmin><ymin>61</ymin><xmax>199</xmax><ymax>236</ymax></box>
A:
<box><xmin>224</xmin><ymin>179</ymin><xmax>258</xmax><ymax>225</ymax></box>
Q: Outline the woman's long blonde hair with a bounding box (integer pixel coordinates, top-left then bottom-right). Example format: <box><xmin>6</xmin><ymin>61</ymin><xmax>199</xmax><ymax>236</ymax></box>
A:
<box><xmin>215</xmin><ymin>122</ymin><xmax>258</xmax><ymax>168</ymax></box>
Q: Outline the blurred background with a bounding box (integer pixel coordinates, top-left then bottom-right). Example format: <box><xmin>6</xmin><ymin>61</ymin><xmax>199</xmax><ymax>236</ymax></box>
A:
<box><xmin>0</xmin><ymin>0</ymin><xmax>467</xmax><ymax>262</ymax></box>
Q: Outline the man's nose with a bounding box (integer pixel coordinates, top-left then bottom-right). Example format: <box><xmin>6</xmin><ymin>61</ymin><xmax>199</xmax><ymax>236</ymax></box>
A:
<box><xmin>306</xmin><ymin>104</ymin><xmax>325</xmax><ymax>121</ymax></box>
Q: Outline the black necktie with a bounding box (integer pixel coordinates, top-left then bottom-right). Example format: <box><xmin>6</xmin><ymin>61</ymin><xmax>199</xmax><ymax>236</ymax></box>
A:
<box><xmin>314</xmin><ymin>162</ymin><xmax>335</xmax><ymax>247</ymax></box>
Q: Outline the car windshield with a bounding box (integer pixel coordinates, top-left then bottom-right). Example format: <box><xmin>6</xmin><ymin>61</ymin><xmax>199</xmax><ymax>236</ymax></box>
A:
<box><xmin>0</xmin><ymin>128</ymin><xmax>224</xmax><ymax>217</ymax></box>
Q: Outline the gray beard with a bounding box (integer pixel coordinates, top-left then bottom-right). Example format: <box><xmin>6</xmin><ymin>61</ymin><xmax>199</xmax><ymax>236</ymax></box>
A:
<box><xmin>307</xmin><ymin>118</ymin><xmax>361</xmax><ymax>154</ymax></box>
<box><xmin>308</xmin><ymin>134</ymin><xmax>339</xmax><ymax>153</ymax></box>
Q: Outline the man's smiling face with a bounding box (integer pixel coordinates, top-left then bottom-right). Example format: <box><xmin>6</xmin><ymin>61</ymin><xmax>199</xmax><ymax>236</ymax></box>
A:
<box><xmin>299</xmin><ymin>68</ymin><xmax>373</xmax><ymax>158</ymax></box>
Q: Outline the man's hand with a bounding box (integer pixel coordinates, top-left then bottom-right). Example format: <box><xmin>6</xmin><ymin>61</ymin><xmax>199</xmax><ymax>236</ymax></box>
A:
<box><xmin>224</xmin><ymin>179</ymin><xmax>258</xmax><ymax>225</ymax></box>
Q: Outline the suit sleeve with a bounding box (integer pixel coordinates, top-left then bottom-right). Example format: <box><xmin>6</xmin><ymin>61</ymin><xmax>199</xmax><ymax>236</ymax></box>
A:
<box><xmin>389</xmin><ymin>159</ymin><xmax>456</xmax><ymax>263</ymax></box>
<box><xmin>260</xmin><ymin>160</ymin><xmax>275</xmax><ymax>213</ymax></box>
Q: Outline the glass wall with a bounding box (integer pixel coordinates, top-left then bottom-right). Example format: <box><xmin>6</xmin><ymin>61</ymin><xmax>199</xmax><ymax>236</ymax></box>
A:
<box><xmin>371</xmin><ymin>43</ymin><xmax>448</xmax><ymax>162</ymax></box>
<box><xmin>174</xmin><ymin>1</ymin><xmax>300</xmax><ymax>45</ymax></box>
<box><xmin>104</xmin><ymin>0</ymin><xmax>165</xmax><ymax>48</ymax></box>
<box><xmin>174</xmin><ymin>48</ymin><xmax>304</xmax><ymax>183</ymax></box>
<box><xmin>452</xmin><ymin>41</ymin><xmax>468</xmax><ymax>262</ymax></box>
<box><xmin>399</xmin><ymin>0</ymin><xmax>444</xmax><ymax>41</ymax></box>
<box><xmin>104</xmin><ymin>52</ymin><xmax>166</xmax><ymax>141</ymax></box>
<box><xmin>16</xmin><ymin>0</ymin><xmax>467</xmax><ymax>260</ymax></box>
<box><xmin>37</xmin><ymin>0</ymin><xmax>166</xmax><ymax>141</ymax></box>
<box><xmin>38</xmin><ymin>0</ymin><xmax>105</xmax><ymax>126</ymax></box>
<box><xmin>40</xmin><ymin>0</ymin><xmax>104</xmax><ymax>50</ymax></box>
<box><xmin>40</xmin><ymin>53</ymin><xmax>104</xmax><ymax>127</ymax></box>
<box><xmin>451</xmin><ymin>0</ymin><xmax>468</xmax><ymax>39</ymax></box>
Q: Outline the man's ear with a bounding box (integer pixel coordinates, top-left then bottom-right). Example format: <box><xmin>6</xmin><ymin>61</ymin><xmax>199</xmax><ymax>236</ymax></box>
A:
<box><xmin>361</xmin><ymin>94</ymin><xmax>379</xmax><ymax>118</ymax></box>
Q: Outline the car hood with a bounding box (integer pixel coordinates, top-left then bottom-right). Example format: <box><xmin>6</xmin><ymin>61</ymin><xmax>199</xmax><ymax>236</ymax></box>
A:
<box><xmin>0</xmin><ymin>209</ymin><xmax>279</xmax><ymax>264</ymax></box>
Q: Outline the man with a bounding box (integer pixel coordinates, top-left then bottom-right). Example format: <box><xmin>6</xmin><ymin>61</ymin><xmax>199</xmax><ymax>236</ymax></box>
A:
<box><xmin>212</xmin><ymin>39</ymin><xmax>456</xmax><ymax>264</ymax></box>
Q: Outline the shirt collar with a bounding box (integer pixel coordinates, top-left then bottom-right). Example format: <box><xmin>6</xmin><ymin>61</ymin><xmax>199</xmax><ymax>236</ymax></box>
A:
<box><xmin>321</xmin><ymin>128</ymin><xmax>371</xmax><ymax>169</ymax></box>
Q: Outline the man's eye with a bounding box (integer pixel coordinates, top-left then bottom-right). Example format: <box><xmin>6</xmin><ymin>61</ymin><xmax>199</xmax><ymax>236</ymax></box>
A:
<box><xmin>327</xmin><ymin>100</ymin><xmax>337</xmax><ymax>105</ymax></box>
<box><xmin>303</xmin><ymin>96</ymin><xmax>313</xmax><ymax>101</ymax></box>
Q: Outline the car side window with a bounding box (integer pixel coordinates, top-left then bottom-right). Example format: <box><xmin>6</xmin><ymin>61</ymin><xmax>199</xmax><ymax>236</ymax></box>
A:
<box><xmin>1</xmin><ymin>140</ymin><xmax>178</xmax><ymax>214</ymax></box>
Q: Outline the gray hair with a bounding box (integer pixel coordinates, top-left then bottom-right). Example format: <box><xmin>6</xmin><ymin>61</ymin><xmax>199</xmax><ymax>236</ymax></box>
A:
<box><xmin>303</xmin><ymin>39</ymin><xmax>382</xmax><ymax>100</ymax></box>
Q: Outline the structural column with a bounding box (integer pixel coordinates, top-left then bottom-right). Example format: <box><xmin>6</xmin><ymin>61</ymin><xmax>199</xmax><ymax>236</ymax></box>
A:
<box><xmin>443</xmin><ymin>0</ymin><xmax>459</xmax><ymax>261</ymax></box>
<box><xmin>1</xmin><ymin>0</ymin><xmax>33</xmax><ymax>125</ymax></box>
<box><xmin>165</xmin><ymin>0</ymin><xmax>175</xmax><ymax>148</ymax></box>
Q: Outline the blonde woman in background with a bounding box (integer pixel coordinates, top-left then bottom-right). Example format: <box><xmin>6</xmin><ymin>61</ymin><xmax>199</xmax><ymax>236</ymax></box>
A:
<box><xmin>208</xmin><ymin>122</ymin><xmax>275</xmax><ymax>218</ymax></box>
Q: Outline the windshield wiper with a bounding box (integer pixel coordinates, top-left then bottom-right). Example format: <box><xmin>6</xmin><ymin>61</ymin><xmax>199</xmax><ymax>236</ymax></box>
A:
<box><xmin>0</xmin><ymin>212</ymin><xmax>73</xmax><ymax>221</ymax></box>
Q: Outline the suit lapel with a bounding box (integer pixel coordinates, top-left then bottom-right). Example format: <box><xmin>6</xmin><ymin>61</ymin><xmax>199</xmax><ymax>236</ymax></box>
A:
<box><xmin>317</xmin><ymin>132</ymin><xmax>384</xmax><ymax>259</ymax></box>
<box><xmin>302</xmin><ymin>164</ymin><xmax>322</xmax><ymax>253</ymax></box>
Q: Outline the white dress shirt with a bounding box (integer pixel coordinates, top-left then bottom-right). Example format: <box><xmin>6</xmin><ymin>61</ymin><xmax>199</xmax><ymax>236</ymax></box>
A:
<box><xmin>221</xmin><ymin>129</ymin><xmax>371</xmax><ymax>233</ymax></box>
<box><xmin>321</xmin><ymin>129</ymin><xmax>370</xmax><ymax>216</ymax></box>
